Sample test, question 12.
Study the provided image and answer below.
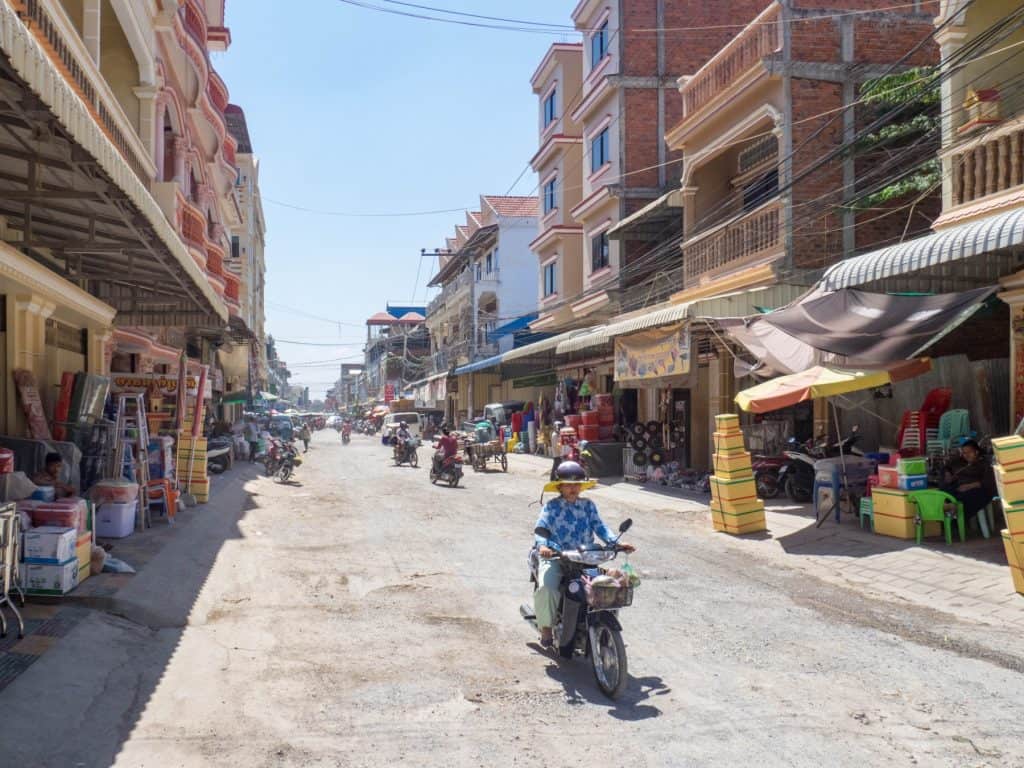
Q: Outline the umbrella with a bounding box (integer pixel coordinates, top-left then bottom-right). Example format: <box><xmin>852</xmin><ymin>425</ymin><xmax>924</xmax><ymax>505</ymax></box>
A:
<box><xmin>173</xmin><ymin>349</ymin><xmax>188</xmax><ymax>432</ymax></box>
<box><xmin>734</xmin><ymin>358</ymin><xmax>932</xmax><ymax>414</ymax></box>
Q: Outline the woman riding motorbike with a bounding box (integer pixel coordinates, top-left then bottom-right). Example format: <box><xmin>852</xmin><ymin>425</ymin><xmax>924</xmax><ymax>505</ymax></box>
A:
<box><xmin>533</xmin><ymin>461</ymin><xmax>635</xmax><ymax>648</ymax></box>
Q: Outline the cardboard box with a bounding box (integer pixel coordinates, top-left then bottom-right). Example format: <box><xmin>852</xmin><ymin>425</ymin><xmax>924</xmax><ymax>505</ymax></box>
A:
<box><xmin>23</xmin><ymin>560</ymin><xmax>79</xmax><ymax>595</ymax></box>
<box><xmin>22</xmin><ymin>526</ymin><xmax>77</xmax><ymax>564</ymax></box>
<box><xmin>713</xmin><ymin>451</ymin><xmax>752</xmax><ymax>474</ymax></box>
<box><xmin>1002</xmin><ymin>529</ymin><xmax>1024</xmax><ymax>594</ymax></box>
<box><xmin>871</xmin><ymin>488</ymin><xmax>941</xmax><ymax>540</ymax></box>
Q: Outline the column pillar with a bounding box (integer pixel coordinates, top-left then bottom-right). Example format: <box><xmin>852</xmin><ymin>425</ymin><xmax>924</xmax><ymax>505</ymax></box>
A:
<box><xmin>7</xmin><ymin>295</ymin><xmax>55</xmax><ymax>433</ymax></box>
<box><xmin>88</xmin><ymin>329</ymin><xmax>112</xmax><ymax>375</ymax></box>
<box><xmin>173</xmin><ymin>137</ymin><xmax>189</xmax><ymax>192</ymax></box>
<box><xmin>83</xmin><ymin>0</ymin><xmax>101</xmax><ymax>66</ymax></box>
<box><xmin>133</xmin><ymin>85</ymin><xmax>160</xmax><ymax>166</ymax></box>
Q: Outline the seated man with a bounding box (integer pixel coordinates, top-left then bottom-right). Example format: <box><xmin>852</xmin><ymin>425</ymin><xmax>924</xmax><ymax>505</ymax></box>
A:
<box><xmin>32</xmin><ymin>452</ymin><xmax>75</xmax><ymax>498</ymax></box>
<box><xmin>943</xmin><ymin>439</ymin><xmax>994</xmax><ymax>522</ymax></box>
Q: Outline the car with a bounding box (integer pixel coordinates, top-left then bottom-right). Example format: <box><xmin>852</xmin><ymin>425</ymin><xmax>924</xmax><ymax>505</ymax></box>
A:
<box><xmin>382</xmin><ymin>412</ymin><xmax>422</xmax><ymax>439</ymax></box>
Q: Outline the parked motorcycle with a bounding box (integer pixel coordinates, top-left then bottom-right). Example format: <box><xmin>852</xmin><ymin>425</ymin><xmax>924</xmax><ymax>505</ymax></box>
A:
<box><xmin>779</xmin><ymin>428</ymin><xmax>862</xmax><ymax>503</ymax></box>
<box><xmin>392</xmin><ymin>437</ymin><xmax>419</xmax><ymax>468</ymax></box>
<box><xmin>752</xmin><ymin>453</ymin><xmax>788</xmax><ymax>499</ymax></box>
<box><xmin>264</xmin><ymin>437</ymin><xmax>302</xmax><ymax>482</ymax></box>
<box><xmin>429</xmin><ymin>453</ymin><xmax>464</xmax><ymax>487</ymax></box>
<box><xmin>341</xmin><ymin>429</ymin><xmax>351</xmax><ymax>445</ymax></box>
<box><xmin>521</xmin><ymin>518</ymin><xmax>635</xmax><ymax>699</ymax></box>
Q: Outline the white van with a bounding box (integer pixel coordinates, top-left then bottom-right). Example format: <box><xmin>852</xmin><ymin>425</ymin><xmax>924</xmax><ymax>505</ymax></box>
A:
<box><xmin>383</xmin><ymin>412</ymin><xmax>421</xmax><ymax>439</ymax></box>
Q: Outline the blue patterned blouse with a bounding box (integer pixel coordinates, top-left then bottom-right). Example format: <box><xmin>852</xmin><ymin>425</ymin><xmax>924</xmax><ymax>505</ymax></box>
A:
<box><xmin>534</xmin><ymin>497</ymin><xmax>615</xmax><ymax>552</ymax></box>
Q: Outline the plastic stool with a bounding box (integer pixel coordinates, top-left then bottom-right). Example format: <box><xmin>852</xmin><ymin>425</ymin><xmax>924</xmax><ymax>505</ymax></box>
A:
<box><xmin>146</xmin><ymin>479</ymin><xmax>177</xmax><ymax>523</ymax></box>
<box><xmin>859</xmin><ymin>498</ymin><xmax>874</xmax><ymax>531</ymax></box>
<box><xmin>977</xmin><ymin>501</ymin><xmax>996</xmax><ymax>539</ymax></box>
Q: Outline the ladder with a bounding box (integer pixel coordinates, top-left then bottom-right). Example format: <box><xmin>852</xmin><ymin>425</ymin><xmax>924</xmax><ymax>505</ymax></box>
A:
<box><xmin>112</xmin><ymin>393</ymin><xmax>151</xmax><ymax>531</ymax></box>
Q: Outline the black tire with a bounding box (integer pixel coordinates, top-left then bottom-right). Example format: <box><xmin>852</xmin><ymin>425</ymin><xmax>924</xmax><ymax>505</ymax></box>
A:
<box><xmin>649</xmin><ymin>450</ymin><xmax>665</xmax><ymax>467</ymax></box>
<box><xmin>591</xmin><ymin>623</ymin><xmax>628</xmax><ymax>699</ymax></box>
<box><xmin>756</xmin><ymin>471</ymin><xmax>781</xmax><ymax>499</ymax></box>
<box><xmin>631</xmin><ymin>436</ymin><xmax>648</xmax><ymax>451</ymax></box>
<box><xmin>277</xmin><ymin>465</ymin><xmax>291</xmax><ymax>483</ymax></box>
<box><xmin>633</xmin><ymin>452</ymin><xmax>649</xmax><ymax>467</ymax></box>
<box><xmin>785</xmin><ymin>476</ymin><xmax>810</xmax><ymax>503</ymax></box>
<box><xmin>410</xmin><ymin>451</ymin><xmax>419</xmax><ymax>468</ymax></box>
<box><xmin>630</xmin><ymin>423</ymin><xmax>645</xmax><ymax>436</ymax></box>
<box><xmin>448</xmin><ymin>473</ymin><xmax>459</xmax><ymax>488</ymax></box>
<box><xmin>645</xmin><ymin>420</ymin><xmax>661</xmax><ymax>434</ymax></box>
<box><xmin>500</xmin><ymin>453</ymin><xmax>508</xmax><ymax>472</ymax></box>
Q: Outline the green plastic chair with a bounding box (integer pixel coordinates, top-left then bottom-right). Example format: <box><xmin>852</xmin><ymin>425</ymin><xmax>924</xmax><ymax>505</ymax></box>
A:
<box><xmin>909</xmin><ymin>489</ymin><xmax>965</xmax><ymax>545</ymax></box>
<box><xmin>859</xmin><ymin>497</ymin><xmax>874</xmax><ymax>531</ymax></box>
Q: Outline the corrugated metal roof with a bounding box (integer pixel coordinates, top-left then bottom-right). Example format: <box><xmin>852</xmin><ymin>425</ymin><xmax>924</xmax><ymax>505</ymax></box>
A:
<box><xmin>453</xmin><ymin>353</ymin><xmax>505</xmax><ymax>376</ymax></box>
<box><xmin>556</xmin><ymin>326</ymin><xmax>610</xmax><ymax>353</ymax></box>
<box><xmin>690</xmin><ymin>284</ymin><xmax>807</xmax><ymax>319</ymax></box>
<box><xmin>555</xmin><ymin>301</ymin><xmax>694</xmax><ymax>354</ymax></box>
<box><xmin>503</xmin><ymin>326</ymin><xmax>599</xmax><ymax>362</ymax></box>
<box><xmin>821</xmin><ymin>208</ymin><xmax>1024</xmax><ymax>291</ymax></box>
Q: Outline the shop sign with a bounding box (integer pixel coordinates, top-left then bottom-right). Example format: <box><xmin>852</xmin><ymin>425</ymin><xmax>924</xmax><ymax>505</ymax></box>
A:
<box><xmin>614</xmin><ymin>323</ymin><xmax>690</xmax><ymax>384</ymax></box>
<box><xmin>384</xmin><ymin>383</ymin><xmax>396</xmax><ymax>403</ymax></box>
<box><xmin>110</xmin><ymin>373</ymin><xmax>212</xmax><ymax>399</ymax></box>
<box><xmin>513</xmin><ymin>372</ymin><xmax>558</xmax><ymax>388</ymax></box>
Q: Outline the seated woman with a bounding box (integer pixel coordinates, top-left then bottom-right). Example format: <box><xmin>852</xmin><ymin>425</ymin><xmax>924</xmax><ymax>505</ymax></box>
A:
<box><xmin>942</xmin><ymin>439</ymin><xmax>994</xmax><ymax>522</ymax></box>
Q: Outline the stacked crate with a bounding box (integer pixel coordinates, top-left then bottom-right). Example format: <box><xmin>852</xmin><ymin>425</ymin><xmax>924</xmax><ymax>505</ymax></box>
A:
<box><xmin>177</xmin><ymin>395</ymin><xmax>209</xmax><ymax>504</ymax></box>
<box><xmin>709</xmin><ymin>414</ymin><xmax>766</xmax><ymax>535</ymax></box>
<box><xmin>991</xmin><ymin>435</ymin><xmax>1024</xmax><ymax>595</ymax></box>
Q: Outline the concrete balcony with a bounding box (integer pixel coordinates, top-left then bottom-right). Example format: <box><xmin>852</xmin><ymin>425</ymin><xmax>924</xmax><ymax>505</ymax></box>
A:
<box><xmin>679</xmin><ymin>3</ymin><xmax>781</xmax><ymax>120</ymax></box>
<box><xmin>944</xmin><ymin>115</ymin><xmax>1024</xmax><ymax>221</ymax></box>
<box><xmin>14</xmin><ymin>0</ymin><xmax>156</xmax><ymax>183</ymax></box>
<box><xmin>208</xmin><ymin>70</ymin><xmax>230</xmax><ymax>113</ymax></box>
<box><xmin>184</xmin><ymin>0</ymin><xmax>208</xmax><ymax>47</ymax></box>
<box><xmin>681</xmin><ymin>198</ymin><xmax>782</xmax><ymax>287</ymax></box>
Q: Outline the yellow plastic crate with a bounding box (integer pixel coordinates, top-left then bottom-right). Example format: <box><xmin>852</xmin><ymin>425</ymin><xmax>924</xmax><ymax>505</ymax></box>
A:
<box><xmin>1002</xmin><ymin>529</ymin><xmax>1024</xmax><ymax>595</ymax></box>
<box><xmin>714</xmin><ymin>413</ymin><xmax>740</xmax><ymax>431</ymax></box>
<box><xmin>996</xmin><ymin>466</ymin><xmax>1024</xmax><ymax>506</ymax></box>
<box><xmin>711</xmin><ymin>501</ymin><xmax>765</xmax><ymax>531</ymax></box>
<box><xmin>710</xmin><ymin>475</ymin><xmax>757</xmax><ymax>503</ymax></box>
<box><xmin>871</xmin><ymin>488</ymin><xmax>941</xmax><ymax>539</ymax></box>
<box><xmin>992</xmin><ymin>435</ymin><xmax>1024</xmax><ymax>469</ymax></box>
<box><xmin>1004</xmin><ymin>503</ymin><xmax>1024</xmax><ymax>540</ymax></box>
<box><xmin>712</xmin><ymin>431</ymin><xmax>745</xmax><ymax>453</ymax></box>
<box><xmin>713</xmin><ymin>451</ymin><xmax>752</xmax><ymax>474</ymax></box>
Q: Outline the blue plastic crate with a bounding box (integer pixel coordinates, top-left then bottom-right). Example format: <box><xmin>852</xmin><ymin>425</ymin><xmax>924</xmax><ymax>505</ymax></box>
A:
<box><xmin>897</xmin><ymin>474</ymin><xmax>928</xmax><ymax>491</ymax></box>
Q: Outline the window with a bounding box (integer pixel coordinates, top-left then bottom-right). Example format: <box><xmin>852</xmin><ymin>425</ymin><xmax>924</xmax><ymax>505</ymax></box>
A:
<box><xmin>590</xmin><ymin>127</ymin><xmax>610</xmax><ymax>174</ymax></box>
<box><xmin>485</xmin><ymin>252</ymin><xmax>493</xmax><ymax>274</ymax></box>
<box><xmin>591</xmin><ymin>232</ymin><xmax>609</xmax><ymax>273</ymax></box>
<box><xmin>231</xmin><ymin>236</ymin><xmax>240</xmax><ymax>259</ymax></box>
<box><xmin>590</xmin><ymin>21</ymin><xmax>608</xmax><ymax>68</ymax></box>
<box><xmin>543</xmin><ymin>88</ymin><xmax>557</xmax><ymax>128</ymax></box>
<box><xmin>475</xmin><ymin>263</ymin><xmax>482</xmax><ymax>281</ymax></box>
<box><xmin>543</xmin><ymin>176</ymin><xmax>557</xmax><ymax>214</ymax></box>
<box><xmin>743</xmin><ymin>168</ymin><xmax>779</xmax><ymax>212</ymax></box>
<box><xmin>543</xmin><ymin>262</ymin><xmax>557</xmax><ymax>297</ymax></box>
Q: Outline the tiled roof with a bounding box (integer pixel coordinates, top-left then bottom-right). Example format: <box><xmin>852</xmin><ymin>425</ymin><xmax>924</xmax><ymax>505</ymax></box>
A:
<box><xmin>482</xmin><ymin>195</ymin><xmax>539</xmax><ymax>218</ymax></box>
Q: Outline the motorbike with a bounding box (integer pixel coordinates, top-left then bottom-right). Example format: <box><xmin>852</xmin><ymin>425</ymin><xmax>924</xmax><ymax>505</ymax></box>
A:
<box><xmin>752</xmin><ymin>453</ymin><xmax>788</xmax><ymax>499</ymax></box>
<box><xmin>779</xmin><ymin>428</ymin><xmax>862</xmax><ymax>502</ymax></box>
<box><xmin>341</xmin><ymin>428</ymin><xmax>351</xmax><ymax>445</ymax></box>
<box><xmin>392</xmin><ymin>437</ymin><xmax>419</xmax><ymax>468</ymax></box>
<box><xmin>521</xmin><ymin>518</ymin><xmax>635</xmax><ymax>699</ymax></box>
<box><xmin>264</xmin><ymin>437</ymin><xmax>302</xmax><ymax>482</ymax></box>
<box><xmin>429</xmin><ymin>452</ymin><xmax>464</xmax><ymax>487</ymax></box>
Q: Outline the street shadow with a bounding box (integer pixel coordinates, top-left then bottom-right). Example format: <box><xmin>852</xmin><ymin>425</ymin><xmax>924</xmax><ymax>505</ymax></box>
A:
<box><xmin>539</xmin><ymin>652</ymin><xmax>668</xmax><ymax>720</ymax></box>
<box><xmin>0</xmin><ymin>454</ymin><xmax>265</xmax><ymax>766</ymax></box>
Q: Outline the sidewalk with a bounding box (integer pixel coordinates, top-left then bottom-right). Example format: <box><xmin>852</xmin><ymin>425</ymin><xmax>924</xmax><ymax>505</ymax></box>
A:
<box><xmin>0</xmin><ymin>464</ymin><xmax>256</xmax><ymax>692</ymax></box>
<box><xmin>508</xmin><ymin>453</ymin><xmax>1024</xmax><ymax>630</ymax></box>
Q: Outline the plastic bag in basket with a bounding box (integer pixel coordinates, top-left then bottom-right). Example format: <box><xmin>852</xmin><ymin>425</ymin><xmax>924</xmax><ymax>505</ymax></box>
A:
<box><xmin>621</xmin><ymin>562</ymin><xmax>640</xmax><ymax>588</ymax></box>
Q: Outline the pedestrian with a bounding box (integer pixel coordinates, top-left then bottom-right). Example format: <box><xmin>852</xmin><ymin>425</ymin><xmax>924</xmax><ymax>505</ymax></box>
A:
<box><xmin>246</xmin><ymin>417</ymin><xmax>260</xmax><ymax>462</ymax></box>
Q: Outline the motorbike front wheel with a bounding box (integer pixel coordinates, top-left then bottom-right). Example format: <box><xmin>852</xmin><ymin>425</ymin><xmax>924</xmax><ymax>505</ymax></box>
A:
<box><xmin>755</xmin><ymin>470</ymin><xmax>780</xmax><ymax>499</ymax></box>
<box><xmin>590</xmin><ymin>623</ymin><xmax>627</xmax><ymax>699</ymax></box>
<box><xmin>277</xmin><ymin>464</ymin><xmax>292</xmax><ymax>483</ymax></box>
<box><xmin>410</xmin><ymin>451</ymin><xmax>419</xmax><ymax>468</ymax></box>
<box><xmin>785</xmin><ymin>476</ymin><xmax>811</xmax><ymax>503</ymax></box>
<box><xmin>448</xmin><ymin>472</ymin><xmax>459</xmax><ymax>488</ymax></box>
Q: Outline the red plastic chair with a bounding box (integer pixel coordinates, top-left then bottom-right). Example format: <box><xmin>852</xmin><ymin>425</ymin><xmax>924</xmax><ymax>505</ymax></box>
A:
<box><xmin>920</xmin><ymin>388</ymin><xmax>952</xmax><ymax>419</ymax></box>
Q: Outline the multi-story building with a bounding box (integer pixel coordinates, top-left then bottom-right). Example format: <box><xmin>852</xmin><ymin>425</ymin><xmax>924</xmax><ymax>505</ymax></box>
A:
<box><xmin>364</xmin><ymin>305</ymin><xmax>430</xmax><ymax>401</ymax></box>
<box><xmin>222</xmin><ymin>103</ymin><xmax>268</xmax><ymax>403</ymax></box>
<box><xmin>0</xmin><ymin>1</ymin><xmax>255</xmax><ymax>432</ymax></box>
<box><xmin>426</xmin><ymin>196</ymin><xmax>538</xmax><ymax>372</ymax></box>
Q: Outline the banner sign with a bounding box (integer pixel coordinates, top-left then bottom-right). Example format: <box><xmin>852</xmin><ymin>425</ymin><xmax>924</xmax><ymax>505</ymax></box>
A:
<box><xmin>13</xmin><ymin>369</ymin><xmax>52</xmax><ymax>440</ymax></box>
<box><xmin>614</xmin><ymin>323</ymin><xmax>690</xmax><ymax>384</ymax></box>
<box><xmin>110</xmin><ymin>373</ymin><xmax>212</xmax><ymax>399</ymax></box>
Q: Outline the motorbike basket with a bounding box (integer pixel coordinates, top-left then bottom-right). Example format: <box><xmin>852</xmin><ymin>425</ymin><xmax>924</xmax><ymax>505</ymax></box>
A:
<box><xmin>585</xmin><ymin>582</ymin><xmax>633</xmax><ymax>609</ymax></box>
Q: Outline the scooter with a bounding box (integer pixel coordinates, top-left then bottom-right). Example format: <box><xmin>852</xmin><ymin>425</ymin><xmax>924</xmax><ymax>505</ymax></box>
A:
<box><xmin>752</xmin><ymin>453</ymin><xmax>787</xmax><ymax>499</ymax></box>
<box><xmin>521</xmin><ymin>518</ymin><xmax>636</xmax><ymax>699</ymax></box>
<box><xmin>392</xmin><ymin>437</ymin><xmax>419</xmax><ymax>468</ymax></box>
<box><xmin>341</xmin><ymin>428</ymin><xmax>351</xmax><ymax>445</ymax></box>
<box><xmin>429</xmin><ymin>452</ymin><xmax>464</xmax><ymax>487</ymax></box>
<box><xmin>264</xmin><ymin>437</ymin><xmax>302</xmax><ymax>482</ymax></box>
<box><xmin>779</xmin><ymin>429</ymin><xmax>863</xmax><ymax>502</ymax></box>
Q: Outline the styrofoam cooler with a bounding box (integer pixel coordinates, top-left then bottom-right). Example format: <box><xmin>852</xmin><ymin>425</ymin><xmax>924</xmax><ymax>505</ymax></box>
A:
<box><xmin>96</xmin><ymin>501</ymin><xmax>137</xmax><ymax>538</ymax></box>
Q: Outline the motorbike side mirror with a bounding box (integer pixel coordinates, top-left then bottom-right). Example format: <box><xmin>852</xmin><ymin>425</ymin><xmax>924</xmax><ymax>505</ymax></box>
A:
<box><xmin>618</xmin><ymin>518</ymin><xmax>633</xmax><ymax>534</ymax></box>
<box><xmin>534</xmin><ymin>526</ymin><xmax>552</xmax><ymax>539</ymax></box>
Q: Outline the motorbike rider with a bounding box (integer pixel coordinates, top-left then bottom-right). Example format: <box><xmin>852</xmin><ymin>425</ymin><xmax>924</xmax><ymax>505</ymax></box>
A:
<box><xmin>341</xmin><ymin>420</ymin><xmax>352</xmax><ymax>442</ymax></box>
<box><xmin>533</xmin><ymin>461</ymin><xmax>634</xmax><ymax>648</ymax></box>
<box><xmin>394</xmin><ymin>420</ymin><xmax>412</xmax><ymax>458</ymax></box>
<box><xmin>433</xmin><ymin>426</ymin><xmax>459</xmax><ymax>474</ymax></box>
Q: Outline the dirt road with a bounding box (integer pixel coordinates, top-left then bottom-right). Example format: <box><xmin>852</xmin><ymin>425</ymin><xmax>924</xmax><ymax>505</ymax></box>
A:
<box><xmin>1</xmin><ymin>430</ymin><xmax>1023</xmax><ymax>767</ymax></box>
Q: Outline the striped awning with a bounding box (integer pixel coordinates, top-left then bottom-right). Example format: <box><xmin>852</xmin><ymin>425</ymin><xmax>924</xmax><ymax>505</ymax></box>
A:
<box><xmin>453</xmin><ymin>353</ymin><xmax>504</xmax><ymax>376</ymax></box>
<box><xmin>555</xmin><ymin>301</ymin><xmax>695</xmax><ymax>354</ymax></box>
<box><xmin>821</xmin><ymin>208</ymin><xmax>1024</xmax><ymax>291</ymax></box>
<box><xmin>503</xmin><ymin>326</ymin><xmax>600</xmax><ymax>362</ymax></box>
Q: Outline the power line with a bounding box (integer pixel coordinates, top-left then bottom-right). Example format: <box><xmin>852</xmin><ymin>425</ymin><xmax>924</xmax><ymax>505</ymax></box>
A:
<box><xmin>261</xmin><ymin>196</ymin><xmax>469</xmax><ymax>218</ymax></box>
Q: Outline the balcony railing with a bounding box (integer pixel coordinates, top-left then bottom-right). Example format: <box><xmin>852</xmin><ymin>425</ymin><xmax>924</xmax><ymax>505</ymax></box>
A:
<box><xmin>682</xmin><ymin>199</ymin><xmax>782</xmax><ymax>286</ymax></box>
<box><xmin>18</xmin><ymin>0</ymin><xmax>153</xmax><ymax>182</ymax></box>
<box><xmin>180</xmin><ymin>195</ymin><xmax>206</xmax><ymax>252</ymax></box>
<box><xmin>208</xmin><ymin>70</ymin><xmax>229</xmax><ymax>113</ymax></box>
<box><xmin>948</xmin><ymin>116</ymin><xmax>1024</xmax><ymax>208</ymax></box>
<box><xmin>225</xmin><ymin>274</ymin><xmax>240</xmax><ymax>302</ymax></box>
<box><xmin>681</xmin><ymin>3</ymin><xmax>781</xmax><ymax>118</ymax></box>
<box><xmin>206</xmin><ymin>242</ymin><xmax>225</xmax><ymax>276</ymax></box>
<box><xmin>184</xmin><ymin>0</ymin><xmax>208</xmax><ymax>47</ymax></box>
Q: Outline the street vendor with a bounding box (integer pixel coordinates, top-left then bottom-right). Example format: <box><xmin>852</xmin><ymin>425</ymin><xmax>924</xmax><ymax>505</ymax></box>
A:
<box><xmin>32</xmin><ymin>451</ymin><xmax>75</xmax><ymax>498</ymax></box>
<box><xmin>942</xmin><ymin>439</ymin><xmax>995</xmax><ymax>520</ymax></box>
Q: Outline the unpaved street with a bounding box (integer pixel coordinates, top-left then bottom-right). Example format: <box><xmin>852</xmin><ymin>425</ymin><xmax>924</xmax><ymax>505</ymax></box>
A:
<box><xmin>2</xmin><ymin>430</ymin><xmax>1024</xmax><ymax>767</ymax></box>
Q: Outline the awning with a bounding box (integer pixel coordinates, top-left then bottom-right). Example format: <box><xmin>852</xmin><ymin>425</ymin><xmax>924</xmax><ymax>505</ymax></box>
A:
<box><xmin>555</xmin><ymin>301</ymin><xmax>696</xmax><ymax>355</ymax></box>
<box><xmin>607</xmin><ymin>189</ymin><xmax>683</xmax><ymax>240</ymax></box>
<box><xmin>453</xmin><ymin>353</ymin><xmax>505</xmax><ymax>376</ymax></box>
<box><xmin>487</xmin><ymin>313</ymin><xmax>537</xmax><ymax>344</ymax></box>
<box><xmin>258</xmin><ymin>391</ymin><xmax>279</xmax><ymax>402</ymax></box>
<box><xmin>691</xmin><ymin>283</ymin><xmax>808</xmax><ymax>319</ymax></box>
<box><xmin>735</xmin><ymin>358</ymin><xmax>932</xmax><ymax>413</ymax></box>
<box><xmin>820</xmin><ymin>208</ymin><xmax>1024</xmax><ymax>291</ymax></box>
<box><xmin>503</xmin><ymin>326</ymin><xmax>600</xmax><ymax>362</ymax></box>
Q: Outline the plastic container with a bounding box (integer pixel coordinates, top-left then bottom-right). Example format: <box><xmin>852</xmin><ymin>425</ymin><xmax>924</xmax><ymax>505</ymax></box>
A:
<box><xmin>564</xmin><ymin>414</ymin><xmax>582</xmax><ymax>429</ymax></box>
<box><xmin>578</xmin><ymin>425</ymin><xmax>600</xmax><ymax>442</ymax></box>
<box><xmin>877</xmin><ymin>466</ymin><xmax>900</xmax><ymax>488</ymax></box>
<box><xmin>897</xmin><ymin>458</ymin><xmax>927</xmax><ymax>476</ymax></box>
<box><xmin>31</xmin><ymin>486</ymin><xmax>56</xmax><ymax>502</ymax></box>
<box><xmin>896</xmin><ymin>474</ymin><xmax>928</xmax><ymax>491</ymax></box>
<box><xmin>96</xmin><ymin>501</ymin><xmax>137</xmax><ymax>538</ymax></box>
<box><xmin>581</xmin><ymin>411</ymin><xmax>600</xmax><ymax>426</ymax></box>
<box><xmin>0</xmin><ymin>448</ymin><xmax>13</xmax><ymax>474</ymax></box>
<box><xmin>90</xmin><ymin>480</ymin><xmax>139</xmax><ymax>505</ymax></box>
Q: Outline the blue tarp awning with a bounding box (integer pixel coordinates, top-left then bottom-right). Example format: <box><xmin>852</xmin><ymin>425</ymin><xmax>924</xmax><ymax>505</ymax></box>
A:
<box><xmin>453</xmin><ymin>353</ymin><xmax>505</xmax><ymax>376</ymax></box>
<box><xmin>486</xmin><ymin>313</ymin><xmax>537</xmax><ymax>344</ymax></box>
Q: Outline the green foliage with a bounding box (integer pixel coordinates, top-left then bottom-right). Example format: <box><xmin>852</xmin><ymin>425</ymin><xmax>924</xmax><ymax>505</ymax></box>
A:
<box><xmin>853</xmin><ymin>67</ymin><xmax>941</xmax><ymax>209</ymax></box>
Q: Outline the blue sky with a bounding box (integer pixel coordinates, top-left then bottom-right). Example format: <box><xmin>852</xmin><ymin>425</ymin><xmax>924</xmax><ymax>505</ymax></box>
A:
<box><xmin>214</xmin><ymin>0</ymin><xmax>579</xmax><ymax>396</ymax></box>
